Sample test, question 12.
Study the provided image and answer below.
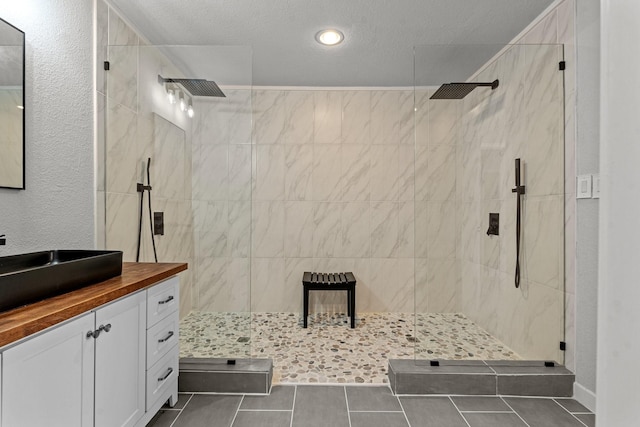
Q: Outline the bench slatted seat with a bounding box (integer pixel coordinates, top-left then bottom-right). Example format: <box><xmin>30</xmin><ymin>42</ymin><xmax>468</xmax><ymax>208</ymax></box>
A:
<box><xmin>302</xmin><ymin>271</ymin><xmax>356</xmax><ymax>328</ymax></box>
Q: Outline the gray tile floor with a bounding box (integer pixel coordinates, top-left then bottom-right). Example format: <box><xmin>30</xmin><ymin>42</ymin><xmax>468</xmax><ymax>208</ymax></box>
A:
<box><xmin>147</xmin><ymin>386</ymin><xmax>595</xmax><ymax>427</ymax></box>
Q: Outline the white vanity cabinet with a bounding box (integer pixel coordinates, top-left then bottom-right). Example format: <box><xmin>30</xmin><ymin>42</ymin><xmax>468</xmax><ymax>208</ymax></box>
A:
<box><xmin>136</xmin><ymin>276</ymin><xmax>179</xmax><ymax>427</ymax></box>
<box><xmin>0</xmin><ymin>274</ymin><xmax>181</xmax><ymax>427</ymax></box>
<box><xmin>1</xmin><ymin>312</ymin><xmax>95</xmax><ymax>427</ymax></box>
<box><xmin>94</xmin><ymin>291</ymin><xmax>146</xmax><ymax>427</ymax></box>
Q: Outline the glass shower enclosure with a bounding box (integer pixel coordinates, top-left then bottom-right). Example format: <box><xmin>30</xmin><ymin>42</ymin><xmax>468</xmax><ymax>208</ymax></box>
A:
<box><xmin>413</xmin><ymin>43</ymin><xmax>566</xmax><ymax>364</ymax></box>
<box><xmin>99</xmin><ymin>34</ymin><xmax>567</xmax><ymax>381</ymax></box>
<box><xmin>100</xmin><ymin>40</ymin><xmax>253</xmax><ymax>361</ymax></box>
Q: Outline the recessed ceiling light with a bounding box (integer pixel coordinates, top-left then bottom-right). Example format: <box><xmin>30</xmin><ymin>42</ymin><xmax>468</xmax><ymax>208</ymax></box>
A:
<box><xmin>315</xmin><ymin>29</ymin><xmax>344</xmax><ymax>46</ymax></box>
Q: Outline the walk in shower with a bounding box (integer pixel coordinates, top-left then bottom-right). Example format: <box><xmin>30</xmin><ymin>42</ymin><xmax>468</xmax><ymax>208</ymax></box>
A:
<box><xmin>414</xmin><ymin>43</ymin><xmax>566</xmax><ymax>365</ymax></box>
<box><xmin>98</xmin><ymin>4</ymin><xmax>568</xmax><ymax>385</ymax></box>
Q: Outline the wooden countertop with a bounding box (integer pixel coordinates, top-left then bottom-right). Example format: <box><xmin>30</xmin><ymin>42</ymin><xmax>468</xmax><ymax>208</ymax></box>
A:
<box><xmin>0</xmin><ymin>262</ymin><xmax>188</xmax><ymax>348</ymax></box>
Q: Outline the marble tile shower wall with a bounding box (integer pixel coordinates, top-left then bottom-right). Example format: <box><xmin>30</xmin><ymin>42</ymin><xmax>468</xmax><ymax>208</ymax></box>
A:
<box><xmin>96</xmin><ymin>2</ymin><xmax>195</xmax><ymax>318</ymax></box>
<box><xmin>193</xmin><ymin>89</ymin><xmax>422</xmax><ymax>314</ymax></box>
<box><xmin>191</xmin><ymin>91</ymin><xmax>252</xmax><ymax>313</ymax></box>
<box><xmin>414</xmin><ymin>92</ymin><xmax>459</xmax><ymax>314</ymax></box>
<box><xmin>452</xmin><ymin>4</ymin><xmax>573</xmax><ymax>363</ymax></box>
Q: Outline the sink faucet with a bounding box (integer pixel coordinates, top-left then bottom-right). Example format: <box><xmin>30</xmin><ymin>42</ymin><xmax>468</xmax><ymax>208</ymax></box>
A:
<box><xmin>0</xmin><ymin>234</ymin><xmax>6</xmax><ymax>245</ymax></box>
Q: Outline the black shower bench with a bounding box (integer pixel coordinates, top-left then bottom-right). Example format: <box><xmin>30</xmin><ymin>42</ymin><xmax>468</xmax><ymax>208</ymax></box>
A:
<box><xmin>302</xmin><ymin>272</ymin><xmax>356</xmax><ymax>328</ymax></box>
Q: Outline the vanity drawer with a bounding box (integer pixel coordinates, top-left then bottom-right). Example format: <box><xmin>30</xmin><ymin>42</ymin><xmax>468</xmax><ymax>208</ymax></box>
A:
<box><xmin>147</xmin><ymin>310</ymin><xmax>179</xmax><ymax>367</ymax></box>
<box><xmin>146</xmin><ymin>344</ymin><xmax>178</xmax><ymax>410</ymax></box>
<box><xmin>147</xmin><ymin>276</ymin><xmax>179</xmax><ymax>328</ymax></box>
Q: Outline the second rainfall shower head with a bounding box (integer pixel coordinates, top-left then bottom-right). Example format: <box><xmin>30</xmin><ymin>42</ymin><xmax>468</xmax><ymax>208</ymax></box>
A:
<box><xmin>158</xmin><ymin>75</ymin><xmax>226</xmax><ymax>97</ymax></box>
<box><xmin>430</xmin><ymin>79</ymin><xmax>499</xmax><ymax>100</ymax></box>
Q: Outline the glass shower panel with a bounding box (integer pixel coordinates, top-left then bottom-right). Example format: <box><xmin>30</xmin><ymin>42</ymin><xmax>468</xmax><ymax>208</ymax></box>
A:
<box><xmin>177</xmin><ymin>46</ymin><xmax>253</xmax><ymax>360</ymax></box>
<box><xmin>102</xmin><ymin>41</ymin><xmax>253</xmax><ymax>360</ymax></box>
<box><xmin>414</xmin><ymin>44</ymin><xmax>565</xmax><ymax>364</ymax></box>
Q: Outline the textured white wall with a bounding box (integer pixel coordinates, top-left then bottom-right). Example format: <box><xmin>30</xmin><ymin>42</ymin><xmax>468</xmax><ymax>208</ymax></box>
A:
<box><xmin>0</xmin><ymin>0</ymin><xmax>95</xmax><ymax>254</ymax></box>
<box><xmin>597</xmin><ymin>1</ymin><xmax>640</xmax><ymax>423</ymax></box>
<box><xmin>575</xmin><ymin>0</ymin><xmax>599</xmax><ymax>402</ymax></box>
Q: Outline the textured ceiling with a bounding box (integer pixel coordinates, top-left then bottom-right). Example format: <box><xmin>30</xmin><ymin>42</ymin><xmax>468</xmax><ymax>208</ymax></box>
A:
<box><xmin>109</xmin><ymin>0</ymin><xmax>555</xmax><ymax>87</ymax></box>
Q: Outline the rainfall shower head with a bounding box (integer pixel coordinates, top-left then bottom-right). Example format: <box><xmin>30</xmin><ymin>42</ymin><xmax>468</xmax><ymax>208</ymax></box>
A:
<box><xmin>430</xmin><ymin>79</ymin><xmax>499</xmax><ymax>100</ymax></box>
<box><xmin>158</xmin><ymin>75</ymin><xmax>226</xmax><ymax>97</ymax></box>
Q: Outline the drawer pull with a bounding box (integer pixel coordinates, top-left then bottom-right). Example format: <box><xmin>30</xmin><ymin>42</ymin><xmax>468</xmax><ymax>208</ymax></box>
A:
<box><xmin>158</xmin><ymin>367</ymin><xmax>174</xmax><ymax>382</ymax></box>
<box><xmin>158</xmin><ymin>295</ymin><xmax>174</xmax><ymax>305</ymax></box>
<box><xmin>158</xmin><ymin>331</ymin><xmax>174</xmax><ymax>343</ymax></box>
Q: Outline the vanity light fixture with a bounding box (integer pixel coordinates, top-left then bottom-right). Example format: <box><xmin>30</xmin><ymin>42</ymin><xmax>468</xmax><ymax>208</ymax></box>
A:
<box><xmin>187</xmin><ymin>99</ymin><xmax>194</xmax><ymax>118</ymax></box>
<box><xmin>179</xmin><ymin>91</ymin><xmax>186</xmax><ymax>112</ymax></box>
<box><xmin>167</xmin><ymin>87</ymin><xmax>176</xmax><ymax>104</ymax></box>
<box><xmin>315</xmin><ymin>29</ymin><xmax>344</xmax><ymax>46</ymax></box>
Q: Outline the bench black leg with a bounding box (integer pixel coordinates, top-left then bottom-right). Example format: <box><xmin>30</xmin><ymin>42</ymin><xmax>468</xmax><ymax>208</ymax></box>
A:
<box><xmin>347</xmin><ymin>289</ymin><xmax>352</xmax><ymax>318</ymax></box>
<box><xmin>350</xmin><ymin>286</ymin><xmax>356</xmax><ymax>328</ymax></box>
<box><xmin>303</xmin><ymin>286</ymin><xmax>309</xmax><ymax>328</ymax></box>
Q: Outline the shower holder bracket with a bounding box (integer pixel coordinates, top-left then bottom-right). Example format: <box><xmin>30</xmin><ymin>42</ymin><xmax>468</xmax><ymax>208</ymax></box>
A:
<box><xmin>137</xmin><ymin>183</ymin><xmax>152</xmax><ymax>193</ymax></box>
<box><xmin>511</xmin><ymin>185</ymin><xmax>525</xmax><ymax>195</ymax></box>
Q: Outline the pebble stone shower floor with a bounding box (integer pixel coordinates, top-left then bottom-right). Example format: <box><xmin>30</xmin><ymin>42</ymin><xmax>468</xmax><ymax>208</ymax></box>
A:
<box><xmin>179</xmin><ymin>312</ymin><xmax>520</xmax><ymax>384</ymax></box>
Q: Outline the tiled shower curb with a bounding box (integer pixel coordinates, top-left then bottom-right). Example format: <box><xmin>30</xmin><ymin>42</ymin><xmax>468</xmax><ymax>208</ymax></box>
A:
<box><xmin>389</xmin><ymin>359</ymin><xmax>574</xmax><ymax>397</ymax></box>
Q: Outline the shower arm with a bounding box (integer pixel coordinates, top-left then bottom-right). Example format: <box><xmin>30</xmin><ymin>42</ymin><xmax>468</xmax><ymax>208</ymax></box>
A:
<box><xmin>511</xmin><ymin>158</ymin><xmax>525</xmax><ymax>288</ymax></box>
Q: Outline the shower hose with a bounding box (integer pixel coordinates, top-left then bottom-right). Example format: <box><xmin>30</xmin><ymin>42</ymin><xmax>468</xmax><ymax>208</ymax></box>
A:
<box><xmin>135</xmin><ymin>157</ymin><xmax>158</xmax><ymax>263</ymax></box>
<box><xmin>512</xmin><ymin>158</ymin><xmax>525</xmax><ymax>289</ymax></box>
<box><xmin>515</xmin><ymin>191</ymin><xmax>522</xmax><ymax>288</ymax></box>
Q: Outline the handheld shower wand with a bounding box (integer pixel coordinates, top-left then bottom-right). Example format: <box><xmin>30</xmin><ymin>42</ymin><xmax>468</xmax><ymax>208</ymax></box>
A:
<box><xmin>511</xmin><ymin>158</ymin><xmax>526</xmax><ymax>288</ymax></box>
<box><xmin>135</xmin><ymin>157</ymin><xmax>158</xmax><ymax>263</ymax></box>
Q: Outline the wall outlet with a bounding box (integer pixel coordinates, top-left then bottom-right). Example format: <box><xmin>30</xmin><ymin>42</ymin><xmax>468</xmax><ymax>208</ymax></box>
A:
<box><xmin>577</xmin><ymin>175</ymin><xmax>592</xmax><ymax>199</ymax></box>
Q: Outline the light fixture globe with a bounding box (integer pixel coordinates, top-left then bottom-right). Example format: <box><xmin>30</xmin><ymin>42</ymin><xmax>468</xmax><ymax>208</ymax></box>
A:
<box><xmin>167</xmin><ymin>88</ymin><xmax>176</xmax><ymax>104</ymax></box>
<box><xmin>315</xmin><ymin>29</ymin><xmax>344</xmax><ymax>46</ymax></box>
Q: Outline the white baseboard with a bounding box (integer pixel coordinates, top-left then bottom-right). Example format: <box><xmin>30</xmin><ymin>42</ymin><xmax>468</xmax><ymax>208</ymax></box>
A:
<box><xmin>573</xmin><ymin>382</ymin><xmax>596</xmax><ymax>413</ymax></box>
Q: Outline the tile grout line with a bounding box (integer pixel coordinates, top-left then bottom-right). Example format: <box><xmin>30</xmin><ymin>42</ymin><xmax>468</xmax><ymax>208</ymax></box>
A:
<box><xmin>343</xmin><ymin>386</ymin><xmax>353</xmax><ymax>427</ymax></box>
<box><xmin>448</xmin><ymin>396</ymin><xmax>472</xmax><ymax>427</ymax></box>
<box><xmin>395</xmin><ymin>395</ymin><xmax>413</xmax><ymax>427</ymax></box>
<box><xmin>169</xmin><ymin>393</ymin><xmax>195</xmax><ymax>427</ymax></box>
<box><xmin>289</xmin><ymin>385</ymin><xmax>297</xmax><ymax>427</ymax></box>
<box><xmin>552</xmin><ymin>399</ymin><xmax>590</xmax><ymax>427</ymax></box>
<box><xmin>228</xmin><ymin>395</ymin><xmax>245</xmax><ymax>427</ymax></box>
<box><xmin>499</xmin><ymin>397</ymin><xmax>532</xmax><ymax>427</ymax></box>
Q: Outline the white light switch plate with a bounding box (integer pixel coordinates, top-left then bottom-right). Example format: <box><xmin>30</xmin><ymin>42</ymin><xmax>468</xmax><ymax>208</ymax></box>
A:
<box><xmin>577</xmin><ymin>175</ymin><xmax>592</xmax><ymax>199</ymax></box>
<box><xmin>592</xmin><ymin>174</ymin><xmax>600</xmax><ymax>198</ymax></box>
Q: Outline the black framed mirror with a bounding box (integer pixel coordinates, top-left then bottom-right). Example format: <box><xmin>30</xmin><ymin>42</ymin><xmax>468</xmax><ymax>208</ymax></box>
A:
<box><xmin>0</xmin><ymin>17</ymin><xmax>25</xmax><ymax>189</ymax></box>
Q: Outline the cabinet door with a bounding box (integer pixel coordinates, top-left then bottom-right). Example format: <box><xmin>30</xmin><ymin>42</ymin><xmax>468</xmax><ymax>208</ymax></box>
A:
<box><xmin>94</xmin><ymin>291</ymin><xmax>146</xmax><ymax>427</ymax></box>
<box><xmin>2</xmin><ymin>313</ymin><xmax>95</xmax><ymax>427</ymax></box>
